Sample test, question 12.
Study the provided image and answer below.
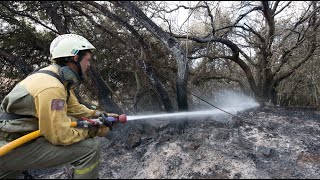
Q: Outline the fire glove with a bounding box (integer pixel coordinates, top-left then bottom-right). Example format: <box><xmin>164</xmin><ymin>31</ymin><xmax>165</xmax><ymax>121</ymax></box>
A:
<box><xmin>88</xmin><ymin>125</ymin><xmax>110</xmax><ymax>137</ymax></box>
<box><xmin>96</xmin><ymin>111</ymin><xmax>120</xmax><ymax>130</ymax></box>
<box><xmin>103</xmin><ymin>112</ymin><xmax>119</xmax><ymax>118</ymax></box>
<box><xmin>95</xmin><ymin>111</ymin><xmax>119</xmax><ymax>118</ymax></box>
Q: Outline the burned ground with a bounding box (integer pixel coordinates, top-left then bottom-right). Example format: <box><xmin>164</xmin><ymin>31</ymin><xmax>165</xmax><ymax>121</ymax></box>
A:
<box><xmin>21</xmin><ymin>106</ymin><xmax>320</xmax><ymax>179</ymax></box>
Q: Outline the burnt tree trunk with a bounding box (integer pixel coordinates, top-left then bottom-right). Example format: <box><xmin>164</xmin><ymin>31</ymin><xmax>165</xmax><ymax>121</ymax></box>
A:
<box><xmin>139</xmin><ymin>51</ymin><xmax>174</xmax><ymax>112</ymax></box>
<box><xmin>113</xmin><ymin>1</ymin><xmax>189</xmax><ymax>111</ymax></box>
<box><xmin>86</xmin><ymin>1</ymin><xmax>174</xmax><ymax>112</ymax></box>
<box><xmin>39</xmin><ymin>1</ymin><xmax>69</xmax><ymax>34</ymax></box>
<box><xmin>89</xmin><ymin>64</ymin><xmax>122</xmax><ymax>114</ymax></box>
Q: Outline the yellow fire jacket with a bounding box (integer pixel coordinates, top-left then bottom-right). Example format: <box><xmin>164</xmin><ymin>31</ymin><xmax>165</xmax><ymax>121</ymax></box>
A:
<box><xmin>0</xmin><ymin>64</ymin><xmax>96</xmax><ymax>145</ymax></box>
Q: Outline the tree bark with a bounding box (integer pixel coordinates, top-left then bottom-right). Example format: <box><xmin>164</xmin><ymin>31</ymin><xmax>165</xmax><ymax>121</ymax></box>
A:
<box><xmin>39</xmin><ymin>1</ymin><xmax>69</xmax><ymax>34</ymax></box>
<box><xmin>139</xmin><ymin>51</ymin><xmax>174</xmax><ymax>112</ymax></box>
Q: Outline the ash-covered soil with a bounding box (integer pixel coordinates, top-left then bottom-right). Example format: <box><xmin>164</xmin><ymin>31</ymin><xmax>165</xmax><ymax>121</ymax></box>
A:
<box><xmin>20</xmin><ymin>106</ymin><xmax>320</xmax><ymax>179</ymax></box>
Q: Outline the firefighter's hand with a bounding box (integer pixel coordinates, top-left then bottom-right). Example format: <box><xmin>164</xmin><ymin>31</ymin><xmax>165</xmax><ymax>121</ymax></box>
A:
<box><xmin>88</xmin><ymin>125</ymin><xmax>110</xmax><ymax>137</ymax></box>
<box><xmin>95</xmin><ymin>111</ymin><xmax>119</xmax><ymax>118</ymax></box>
<box><xmin>103</xmin><ymin>112</ymin><xmax>119</xmax><ymax>118</ymax></box>
<box><xmin>95</xmin><ymin>111</ymin><xmax>120</xmax><ymax>130</ymax></box>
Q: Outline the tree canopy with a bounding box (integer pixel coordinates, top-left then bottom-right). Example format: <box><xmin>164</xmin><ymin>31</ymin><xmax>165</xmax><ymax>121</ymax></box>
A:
<box><xmin>1</xmin><ymin>1</ymin><xmax>319</xmax><ymax>114</ymax></box>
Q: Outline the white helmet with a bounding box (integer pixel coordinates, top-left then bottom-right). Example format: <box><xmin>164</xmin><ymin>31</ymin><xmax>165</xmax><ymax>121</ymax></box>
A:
<box><xmin>50</xmin><ymin>34</ymin><xmax>96</xmax><ymax>61</ymax></box>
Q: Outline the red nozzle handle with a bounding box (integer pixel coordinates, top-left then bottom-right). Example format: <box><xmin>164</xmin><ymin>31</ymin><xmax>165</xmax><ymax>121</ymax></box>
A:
<box><xmin>118</xmin><ymin>114</ymin><xmax>127</xmax><ymax>123</ymax></box>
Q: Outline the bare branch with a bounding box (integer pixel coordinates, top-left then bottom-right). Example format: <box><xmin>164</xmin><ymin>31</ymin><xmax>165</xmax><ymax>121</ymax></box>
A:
<box><xmin>69</xmin><ymin>4</ymin><xmax>126</xmax><ymax>45</ymax></box>
<box><xmin>273</xmin><ymin>1</ymin><xmax>292</xmax><ymax>17</ymax></box>
<box><xmin>278</xmin><ymin>3</ymin><xmax>314</xmax><ymax>47</ymax></box>
<box><xmin>238</xmin><ymin>48</ymin><xmax>257</xmax><ymax>66</ymax></box>
<box><xmin>155</xmin><ymin>13</ymin><xmax>173</xmax><ymax>34</ymax></box>
<box><xmin>244</xmin><ymin>23</ymin><xmax>266</xmax><ymax>43</ymax></box>
<box><xmin>192</xmin><ymin>74</ymin><xmax>247</xmax><ymax>92</ymax></box>
<box><xmin>194</xmin><ymin>75</ymin><xmax>239</xmax><ymax>83</ymax></box>
<box><xmin>271</xmin><ymin>1</ymin><xmax>281</xmax><ymax>13</ymax></box>
<box><xmin>172</xmin><ymin>33</ymin><xmax>259</xmax><ymax>95</ymax></box>
<box><xmin>159</xmin><ymin>4</ymin><xmax>207</xmax><ymax>14</ymax></box>
<box><xmin>187</xmin><ymin>54</ymin><xmax>233</xmax><ymax>60</ymax></box>
<box><xmin>275</xmin><ymin>45</ymin><xmax>316</xmax><ymax>86</ymax></box>
<box><xmin>234</xmin><ymin>6</ymin><xmax>263</xmax><ymax>26</ymax></box>
<box><xmin>274</xmin><ymin>1</ymin><xmax>318</xmax><ymax>87</ymax></box>
<box><xmin>261</xmin><ymin>1</ymin><xmax>276</xmax><ymax>50</ymax></box>
<box><xmin>204</xmin><ymin>2</ymin><xmax>215</xmax><ymax>35</ymax></box>
<box><xmin>216</xmin><ymin>24</ymin><xmax>265</xmax><ymax>44</ymax></box>
<box><xmin>39</xmin><ymin>1</ymin><xmax>68</xmax><ymax>34</ymax></box>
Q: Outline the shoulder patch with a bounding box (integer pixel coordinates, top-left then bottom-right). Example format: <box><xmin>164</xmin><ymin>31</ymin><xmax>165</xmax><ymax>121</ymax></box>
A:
<box><xmin>51</xmin><ymin>99</ymin><xmax>65</xmax><ymax>111</ymax></box>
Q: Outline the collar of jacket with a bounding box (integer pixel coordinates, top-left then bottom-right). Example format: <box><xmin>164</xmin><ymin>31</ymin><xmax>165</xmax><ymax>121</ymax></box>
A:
<box><xmin>52</xmin><ymin>63</ymin><xmax>82</xmax><ymax>89</ymax></box>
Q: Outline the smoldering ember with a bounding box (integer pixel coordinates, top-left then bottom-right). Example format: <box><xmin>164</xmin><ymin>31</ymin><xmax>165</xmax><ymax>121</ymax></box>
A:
<box><xmin>0</xmin><ymin>1</ymin><xmax>319</xmax><ymax>179</ymax></box>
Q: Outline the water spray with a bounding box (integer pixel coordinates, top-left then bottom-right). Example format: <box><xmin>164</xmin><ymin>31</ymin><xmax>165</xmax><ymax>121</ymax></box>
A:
<box><xmin>126</xmin><ymin>94</ymin><xmax>259</xmax><ymax>122</ymax></box>
<box><xmin>185</xmin><ymin>90</ymin><xmax>249</xmax><ymax>121</ymax></box>
<box><xmin>124</xmin><ymin>84</ymin><xmax>260</xmax><ymax>123</ymax></box>
<box><xmin>126</xmin><ymin>109</ymin><xmax>243</xmax><ymax>122</ymax></box>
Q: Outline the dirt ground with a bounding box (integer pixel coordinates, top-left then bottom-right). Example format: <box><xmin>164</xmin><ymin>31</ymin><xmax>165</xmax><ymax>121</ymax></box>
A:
<box><xmin>19</xmin><ymin>106</ymin><xmax>320</xmax><ymax>179</ymax></box>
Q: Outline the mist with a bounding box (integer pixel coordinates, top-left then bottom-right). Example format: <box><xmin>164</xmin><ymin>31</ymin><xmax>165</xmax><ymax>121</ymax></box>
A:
<box><xmin>127</xmin><ymin>90</ymin><xmax>259</xmax><ymax>121</ymax></box>
<box><xmin>210</xmin><ymin>90</ymin><xmax>259</xmax><ymax>112</ymax></box>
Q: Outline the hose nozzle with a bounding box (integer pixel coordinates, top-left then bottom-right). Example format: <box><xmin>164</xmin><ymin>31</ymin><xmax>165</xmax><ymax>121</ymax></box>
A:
<box><xmin>118</xmin><ymin>114</ymin><xmax>127</xmax><ymax>123</ymax></box>
<box><xmin>102</xmin><ymin>113</ymin><xmax>127</xmax><ymax>123</ymax></box>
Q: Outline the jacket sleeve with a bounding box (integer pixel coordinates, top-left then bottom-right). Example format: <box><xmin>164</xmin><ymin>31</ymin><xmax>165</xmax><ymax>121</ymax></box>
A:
<box><xmin>66</xmin><ymin>89</ymin><xmax>96</xmax><ymax>119</ymax></box>
<box><xmin>34</xmin><ymin>87</ymin><xmax>89</xmax><ymax>145</ymax></box>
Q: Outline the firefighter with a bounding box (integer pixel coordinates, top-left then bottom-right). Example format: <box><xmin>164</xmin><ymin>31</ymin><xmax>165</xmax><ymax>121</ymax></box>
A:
<box><xmin>0</xmin><ymin>34</ymin><xmax>114</xmax><ymax>179</ymax></box>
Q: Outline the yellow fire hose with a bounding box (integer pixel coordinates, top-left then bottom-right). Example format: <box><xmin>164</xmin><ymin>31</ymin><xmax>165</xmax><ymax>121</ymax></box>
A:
<box><xmin>0</xmin><ymin>121</ymin><xmax>77</xmax><ymax>157</ymax></box>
